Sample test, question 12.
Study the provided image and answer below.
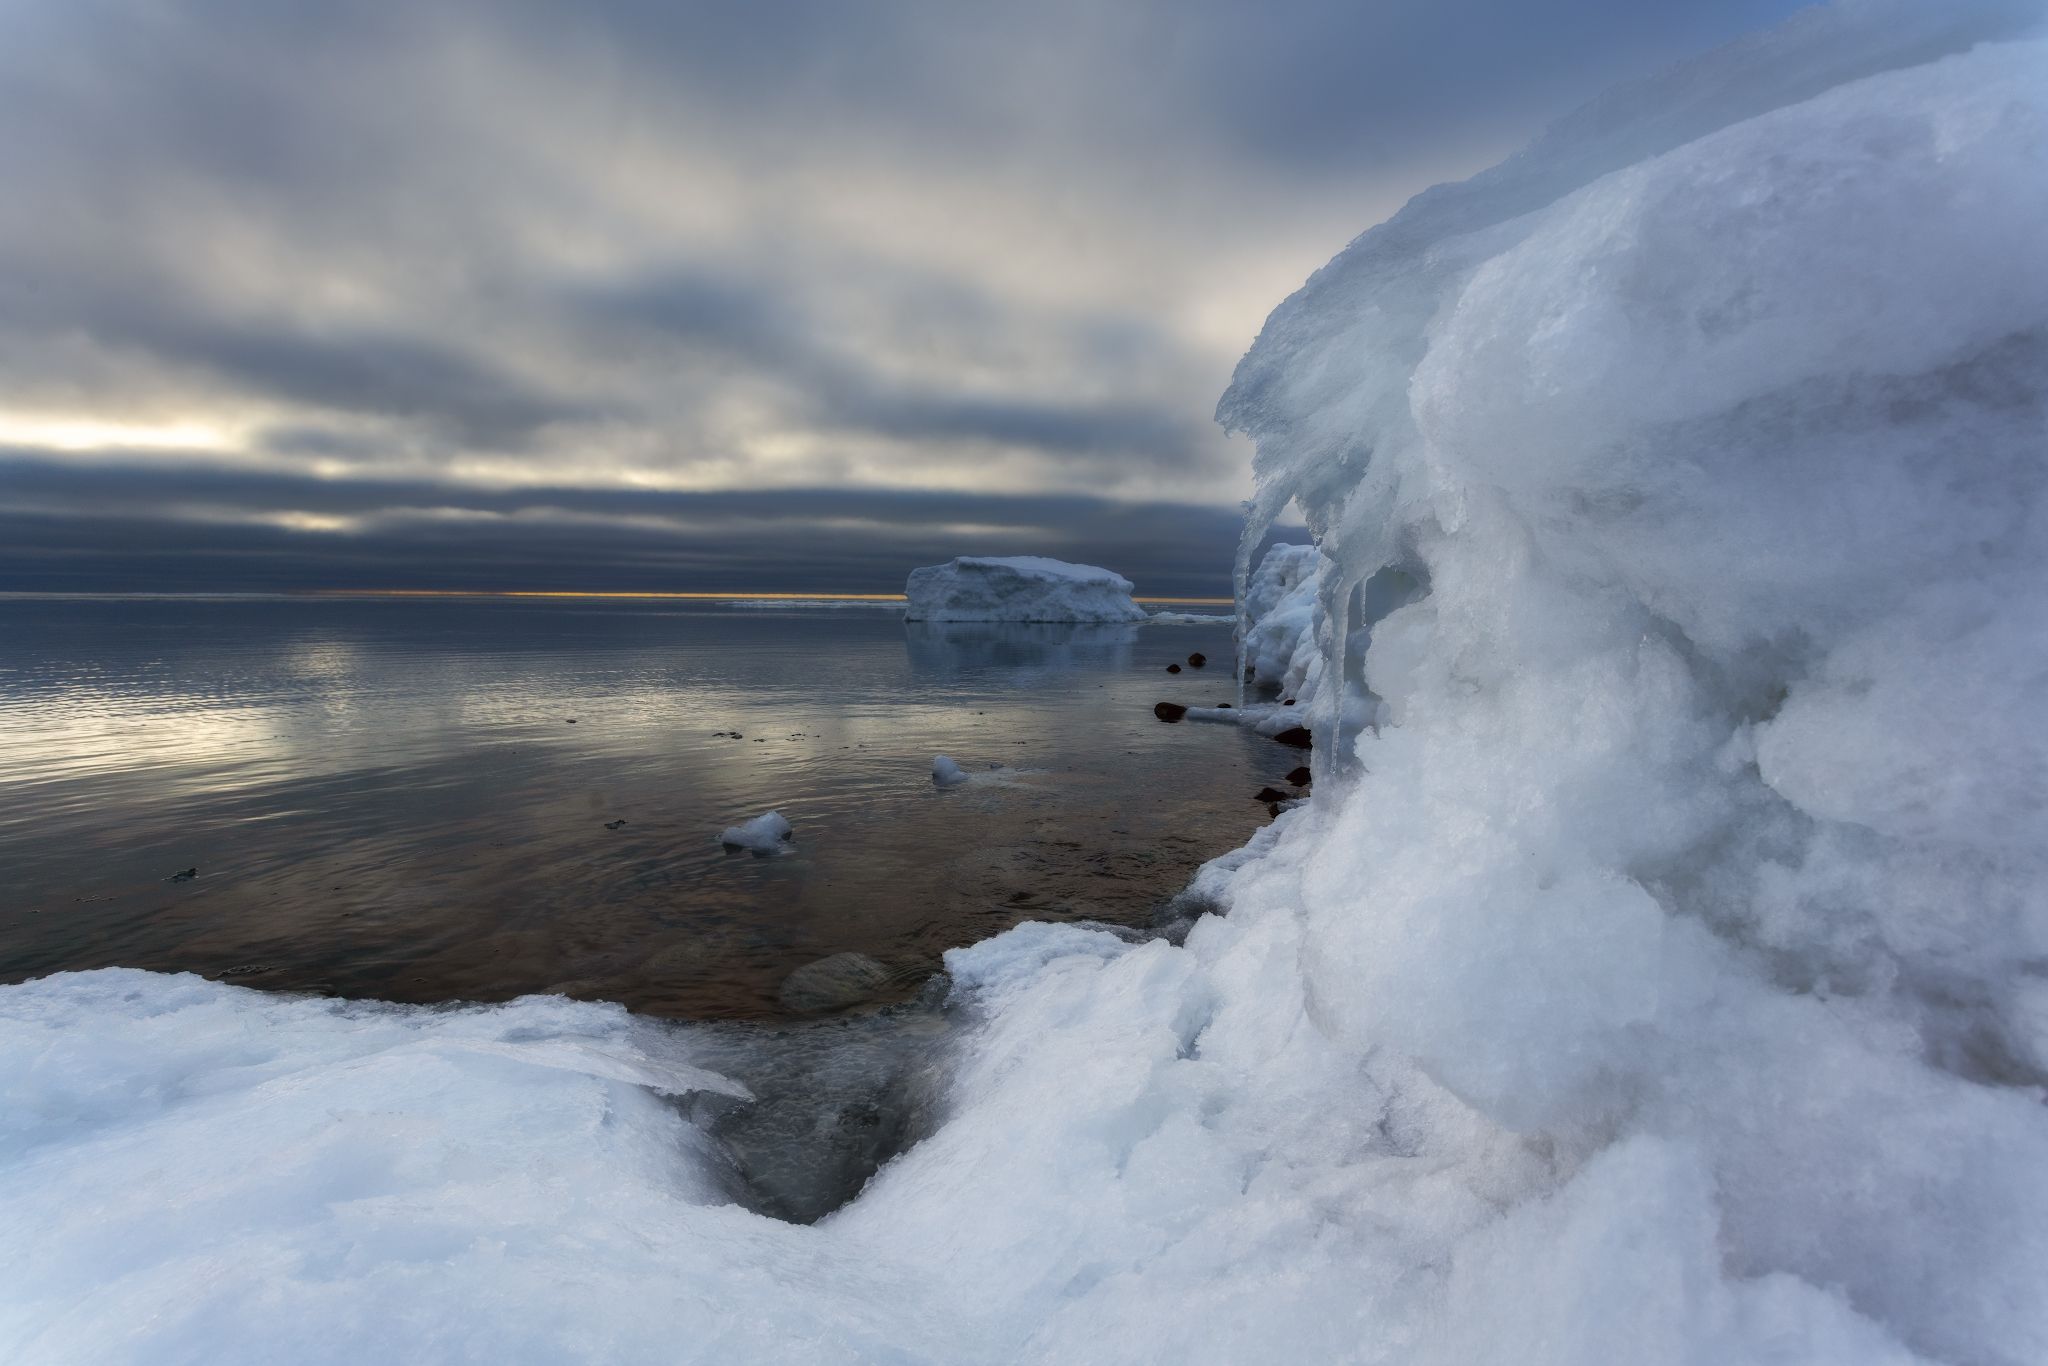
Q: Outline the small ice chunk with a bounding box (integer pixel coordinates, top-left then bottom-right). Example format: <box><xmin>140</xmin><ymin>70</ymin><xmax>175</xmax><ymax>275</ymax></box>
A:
<box><xmin>718</xmin><ymin>810</ymin><xmax>793</xmax><ymax>854</ymax></box>
<box><xmin>931</xmin><ymin>755</ymin><xmax>971</xmax><ymax>788</ymax></box>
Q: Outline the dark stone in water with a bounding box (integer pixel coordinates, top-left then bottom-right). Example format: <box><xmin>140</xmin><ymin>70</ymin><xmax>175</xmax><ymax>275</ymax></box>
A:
<box><xmin>1153</xmin><ymin>701</ymin><xmax>1188</xmax><ymax>723</ymax></box>
<box><xmin>1283</xmin><ymin>699</ymin><xmax>1296</xmax><ymax>706</ymax></box>
<box><xmin>777</xmin><ymin>953</ymin><xmax>894</xmax><ymax>1015</ymax></box>
<box><xmin>564</xmin><ymin>718</ymin><xmax>577</xmax><ymax>724</ymax></box>
<box><xmin>1273</xmin><ymin>726</ymin><xmax>1314</xmax><ymax>749</ymax></box>
<box><xmin>604</xmin><ymin>819</ymin><xmax>628</xmax><ymax>830</ymax></box>
<box><xmin>1165</xmin><ymin>663</ymin><xmax>1181</xmax><ymax>674</ymax></box>
<box><xmin>1286</xmin><ymin>766</ymin><xmax>1312</xmax><ymax>787</ymax></box>
<box><xmin>1253</xmin><ymin>786</ymin><xmax>1291</xmax><ymax>804</ymax></box>
<box><xmin>1215</xmin><ymin>702</ymin><xmax>1232</xmax><ymax>708</ymax></box>
<box><xmin>1266</xmin><ymin>802</ymin><xmax>1283</xmax><ymax>818</ymax></box>
<box><xmin>1187</xmin><ymin>652</ymin><xmax>1207</xmax><ymax>667</ymax></box>
<box><xmin>167</xmin><ymin>868</ymin><xmax>197</xmax><ymax>882</ymax></box>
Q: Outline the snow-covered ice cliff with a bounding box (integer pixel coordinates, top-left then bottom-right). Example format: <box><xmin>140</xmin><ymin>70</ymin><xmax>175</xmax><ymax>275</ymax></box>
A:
<box><xmin>903</xmin><ymin>556</ymin><xmax>1149</xmax><ymax>623</ymax></box>
<box><xmin>5</xmin><ymin>3</ymin><xmax>2048</xmax><ymax>1362</ymax></box>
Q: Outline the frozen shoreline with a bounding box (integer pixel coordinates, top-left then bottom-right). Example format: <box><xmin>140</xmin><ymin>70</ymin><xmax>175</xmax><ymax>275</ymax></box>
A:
<box><xmin>8</xmin><ymin>4</ymin><xmax>2048</xmax><ymax>1361</ymax></box>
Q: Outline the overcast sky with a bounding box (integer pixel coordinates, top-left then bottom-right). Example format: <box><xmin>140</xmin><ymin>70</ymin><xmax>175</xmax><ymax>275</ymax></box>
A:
<box><xmin>0</xmin><ymin>0</ymin><xmax>1808</xmax><ymax>596</ymax></box>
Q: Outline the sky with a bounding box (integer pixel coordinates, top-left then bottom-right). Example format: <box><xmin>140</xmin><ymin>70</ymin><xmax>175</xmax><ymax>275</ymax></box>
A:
<box><xmin>0</xmin><ymin>0</ymin><xmax>1809</xmax><ymax>598</ymax></box>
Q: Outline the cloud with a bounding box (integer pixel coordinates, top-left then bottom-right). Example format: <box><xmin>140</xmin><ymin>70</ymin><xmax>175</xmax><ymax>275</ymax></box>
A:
<box><xmin>0</xmin><ymin>451</ymin><xmax>1292</xmax><ymax>596</ymax></box>
<box><xmin>0</xmin><ymin>0</ymin><xmax>1814</xmax><ymax>589</ymax></box>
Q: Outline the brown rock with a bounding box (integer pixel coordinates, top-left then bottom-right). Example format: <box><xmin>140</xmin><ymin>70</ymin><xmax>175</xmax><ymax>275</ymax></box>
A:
<box><xmin>1253</xmin><ymin>786</ymin><xmax>1291</xmax><ymax>803</ymax></box>
<box><xmin>1165</xmin><ymin>663</ymin><xmax>1181</xmax><ymax>673</ymax></box>
<box><xmin>1153</xmin><ymin>702</ymin><xmax>1188</xmax><ymax>723</ymax></box>
<box><xmin>1273</xmin><ymin>726</ymin><xmax>1313</xmax><ymax>749</ymax></box>
<box><xmin>1286</xmin><ymin>766</ymin><xmax>1312</xmax><ymax>787</ymax></box>
<box><xmin>1187</xmin><ymin>652</ymin><xmax>1207</xmax><ymax>667</ymax></box>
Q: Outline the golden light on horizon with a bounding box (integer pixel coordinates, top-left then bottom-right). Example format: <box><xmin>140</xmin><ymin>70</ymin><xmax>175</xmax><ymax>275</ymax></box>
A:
<box><xmin>0</xmin><ymin>413</ymin><xmax>237</xmax><ymax>453</ymax></box>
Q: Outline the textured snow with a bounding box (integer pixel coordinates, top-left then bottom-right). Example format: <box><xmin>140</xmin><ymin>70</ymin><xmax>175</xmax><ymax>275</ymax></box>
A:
<box><xmin>718</xmin><ymin>809</ymin><xmax>793</xmax><ymax>853</ymax></box>
<box><xmin>903</xmin><ymin>556</ymin><xmax>1148</xmax><ymax>623</ymax></box>
<box><xmin>6</xmin><ymin>4</ymin><xmax>2048</xmax><ymax>1362</ymax></box>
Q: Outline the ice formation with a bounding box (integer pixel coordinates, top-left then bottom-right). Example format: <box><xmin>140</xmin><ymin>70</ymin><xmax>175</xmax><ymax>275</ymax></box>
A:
<box><xmin>718</xmin><ymin>809</ymin><xmax>793</xmax><ymax>854</ymax></box>
<box><xmin>931</xmin><ymin>754</ymin><xmax>970</xmax><ymax>788</ymax></box>
<box><xmin>1238</xmin><ymin>542</ymin><xmax>1320</xmax><ymax>697</ymax></box>
<box><xmin>903</xmin><ymin>556</ymin><xmax>1149</xmax><ymax>623</ymax></box>
<box><xmin>1142</xmin><ymin>610</ymin><xmax>1236</xmax><ymax>624</ymax></box>
<box><xmin>6</xmin><ymin>3</ymin><xmax>2048</xmax><ymax>1362</ymax></box>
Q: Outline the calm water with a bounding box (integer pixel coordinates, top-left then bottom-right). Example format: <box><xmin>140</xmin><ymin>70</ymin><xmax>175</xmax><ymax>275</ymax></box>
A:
<box><xmin>0</xmin><ymin>597</ymin><xmax>1285</xmax><ymax>1019</ymax></box>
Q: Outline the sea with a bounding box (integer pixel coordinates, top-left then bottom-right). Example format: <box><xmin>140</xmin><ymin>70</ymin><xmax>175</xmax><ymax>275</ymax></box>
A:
<box><xmin>0</xmin><ymin>595</ymin><xmax>1290</xmax><ymax>1021</ymax></box>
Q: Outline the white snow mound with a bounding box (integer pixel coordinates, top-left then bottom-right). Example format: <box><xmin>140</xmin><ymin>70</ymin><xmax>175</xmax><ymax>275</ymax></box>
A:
<box><xmin>903</xmin><ymin>556</ymin><xmax>1148</xmax><ymax>622</ymax></box>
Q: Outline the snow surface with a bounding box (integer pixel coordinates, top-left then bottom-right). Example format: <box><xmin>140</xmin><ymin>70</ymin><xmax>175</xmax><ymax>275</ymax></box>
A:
<box><xmin>7</xmin><ymin>4</ymin><xmax>2048</xmax><ymax>1362</ymax></box>
<box><xmin>718</xmin><ymin>809</ymin><xmax>792</xmax><ymax>854</ymax></box>
<box><xmin>903</xmin><ymin>556</ymin><xmax>1148</xmax><ymax>622</ymax></box>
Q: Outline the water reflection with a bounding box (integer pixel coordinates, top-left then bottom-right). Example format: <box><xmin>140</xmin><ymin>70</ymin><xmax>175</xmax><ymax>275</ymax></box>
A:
<box><xmin>901</xmin><ymin>621</ymin><xmax>1138</xmax><ymax>679</ymax></box>
<box><xmin>0</xmin><ymin>599</ymin><xmax>1288</xmax><ymax>1019</ymax></box>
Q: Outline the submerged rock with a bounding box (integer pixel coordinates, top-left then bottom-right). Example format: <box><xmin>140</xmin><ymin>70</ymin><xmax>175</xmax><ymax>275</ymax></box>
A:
<box><xmin>166</xmin><ymin>868</ymin><xmax>197</xmax><ymax>883</ymax></box>
<box><xmin>1286</xmin><ymin>766</ymin><xmax>1312</xmax><ymax>787</ymax></box>
<box><xmin>777</xmin><ymin>953</ymin><xmax>894</xmax><ymax>1015</ymax></box>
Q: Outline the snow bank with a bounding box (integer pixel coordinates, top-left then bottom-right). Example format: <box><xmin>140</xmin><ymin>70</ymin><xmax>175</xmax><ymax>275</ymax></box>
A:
<box><xmin>7</xmin><ymin>5</ymin><xmax>2048</xmax><ymax>1363</ymax></box>
<box><xmin>1207</xmin><ymin>3</ymin><xmax>2048</xmax><ymax>1360</ymax></box>
<box><xmin>718</xmin><ymin>809</ymin><xmax>792</xmax><ymax>854</ymax></box>
<box><xmin>903</xmin><ymin>556</ymin><xmax>1148</xmax><ymax>623</ymax></box>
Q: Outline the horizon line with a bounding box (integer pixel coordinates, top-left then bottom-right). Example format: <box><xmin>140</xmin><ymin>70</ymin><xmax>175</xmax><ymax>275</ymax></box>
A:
<box><xmin>0</xmin><ymin>588</ymin><xmax>1238</xmax><ymax>606</ymax></box>
<box><xmin>318</xmin><ymin>589</ymin><xmax>1238</xmax><ymax>606</ymax></box>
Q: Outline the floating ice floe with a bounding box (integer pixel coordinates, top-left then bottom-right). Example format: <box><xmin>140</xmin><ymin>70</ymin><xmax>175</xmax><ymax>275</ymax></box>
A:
<box><xmin>718</xmin><ymin>809</ymin><xmax>793</xmax><ymax>854</ymax></box>
<box><xmin>903</xmin><ymin>556</ymin><xmax>1148</xmax><ymax>623</ymax></box>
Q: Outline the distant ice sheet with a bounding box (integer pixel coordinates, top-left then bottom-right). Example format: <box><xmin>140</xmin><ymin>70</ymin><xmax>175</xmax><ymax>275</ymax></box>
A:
<box><xmin>903</xmin><ymin>556</ymin><xmax>1148</xmax><ymax>623</ymax></box>
<box><xmin>720</xmin><ymin>598</ymin><xmax>907</xmax><ymax>610</ymax></box>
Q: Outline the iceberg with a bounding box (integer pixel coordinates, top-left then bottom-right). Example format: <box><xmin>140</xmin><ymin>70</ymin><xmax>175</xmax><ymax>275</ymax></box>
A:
<box><xmin>903</xmin><ymin>556</ymin><xmax>1149</xmax><ymax>623</ymax></box>
<box><xmin>6</xmin><ymin>3</ymin><xmax>2048</xmax><ymax>1362</ymax></box>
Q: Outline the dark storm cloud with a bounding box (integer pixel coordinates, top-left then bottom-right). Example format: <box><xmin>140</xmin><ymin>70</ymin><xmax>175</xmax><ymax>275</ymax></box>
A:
<box><xmin>0</xmin><ymin>452</ymin><xmax>1277</xmax><ymax>597</ymax></box>
<box><xmin>0</xmin><ymin>0</ymin><xmax>1814</xmax><ymax>590</ymax></box>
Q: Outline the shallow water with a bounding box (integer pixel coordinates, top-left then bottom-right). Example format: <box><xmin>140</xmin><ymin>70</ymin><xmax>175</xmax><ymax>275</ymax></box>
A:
<box><xmin>0</xmin><ymin>597</ymin><xmax>1288</xmax><ymax>1018</ymax></box>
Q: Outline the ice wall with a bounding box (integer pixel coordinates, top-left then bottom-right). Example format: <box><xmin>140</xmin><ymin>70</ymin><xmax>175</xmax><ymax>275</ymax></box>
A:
<box><xmin>1208</xmin><ymin>2</ymin><xmax>2048</xmax><ymax>1360</ymax></box>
